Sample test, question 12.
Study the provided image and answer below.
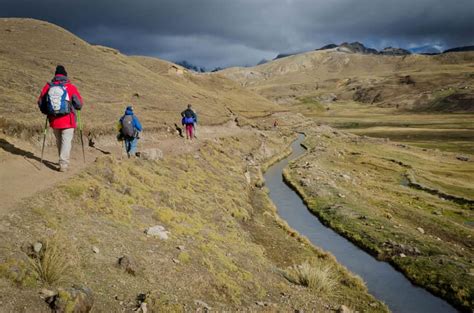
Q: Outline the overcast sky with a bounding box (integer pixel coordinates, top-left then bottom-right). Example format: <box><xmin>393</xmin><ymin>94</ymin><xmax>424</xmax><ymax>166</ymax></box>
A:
<box><xmin>1</xmin><ymin>0</ymin><xmax>473</xmax><ymax>69</ymax></box>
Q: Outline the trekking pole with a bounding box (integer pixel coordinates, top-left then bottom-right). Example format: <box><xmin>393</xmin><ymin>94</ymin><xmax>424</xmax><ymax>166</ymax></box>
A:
<box><xmin>77</xmin><ymin>110</ymin><xmax>86</xmax><ymax>163</ymax></box>
<box><xmin>40</xmin><ymin>116</ymin><xmax>48</xmax><ymax>166</ymax></box>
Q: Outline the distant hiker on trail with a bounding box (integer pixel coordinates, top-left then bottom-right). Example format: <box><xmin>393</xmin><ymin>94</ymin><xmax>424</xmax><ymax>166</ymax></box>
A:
<box><xmin>37</xmin><ymin>65</ymin><xmax>83</xmax><ymax>172</ymax></box>
<box><xmin>118</xmin><ymin>105</ymin><xmax>143</xmax><ymax>158</ymax></box>
<box><xmin>181</xmin><ymin>104</ymin><xmax>197</xmax><ymax>140</ymax></box>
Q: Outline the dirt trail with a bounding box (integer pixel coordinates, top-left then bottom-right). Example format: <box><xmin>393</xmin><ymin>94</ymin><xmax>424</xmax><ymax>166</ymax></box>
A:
<box><xmin>0</xmin><ymin>120</ymin><xmax>249</xmax><ymax>215</ymax></box>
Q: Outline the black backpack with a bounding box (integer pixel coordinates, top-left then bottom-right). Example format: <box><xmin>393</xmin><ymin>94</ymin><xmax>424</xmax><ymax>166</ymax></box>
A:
<box><xmin>121</xmin><ymin>115</ymin><xmax>135</xmax><ymax>138</ymax></box>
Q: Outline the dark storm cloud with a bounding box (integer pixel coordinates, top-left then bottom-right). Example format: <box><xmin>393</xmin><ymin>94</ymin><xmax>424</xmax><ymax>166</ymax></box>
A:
<box><xmin>1</xmin><ymin>0</ymin><xmax>473</xmax><ymax>68</ymax></box>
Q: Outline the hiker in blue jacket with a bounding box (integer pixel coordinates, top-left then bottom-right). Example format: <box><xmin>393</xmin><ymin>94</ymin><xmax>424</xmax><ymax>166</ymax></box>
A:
<box><xmin>118</xmin><ymin>105</ymin><xmax>143</xmax><ymax>158</ymax></box>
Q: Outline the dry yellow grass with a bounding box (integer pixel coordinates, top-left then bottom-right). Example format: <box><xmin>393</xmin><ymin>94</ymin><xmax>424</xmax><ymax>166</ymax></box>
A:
<box><xmin>27</xmin><ymin>239</ymin><xmax>71</xmax><ymax>286</ymax></box>
<box><xmin>284</xmin><ymin>260</ymin><xmax>338</xmax><ymax>296</ymax></box>
<box><xmin>0</xmin><ymin>18</ymin><xmax>281</xmax><ymax>139</ymax></box>
<box><xmin>0</xmin><ymin>129</ymin><xmax>386</xmax><ymax>312</ymax></box>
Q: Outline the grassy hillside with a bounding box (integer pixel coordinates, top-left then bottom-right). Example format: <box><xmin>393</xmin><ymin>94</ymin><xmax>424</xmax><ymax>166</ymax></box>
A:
<box><xmin>0</xmin><ymin>128</ymin><xmax>386</xmax><ymax>312</ymax></box>
<box><xmin>220</xmin><ymin>49</ymin><xmax>474</xmax><ymax>154</ymax></box>
<box><xmin>221</xmin><ymin>49</ymin><xmax>474</xmax><ymax>112</ymax></box>
<box><xmin>0</xmin><ymin>18</ymin><xmax>280</xmax><ymax>140</ymax></box>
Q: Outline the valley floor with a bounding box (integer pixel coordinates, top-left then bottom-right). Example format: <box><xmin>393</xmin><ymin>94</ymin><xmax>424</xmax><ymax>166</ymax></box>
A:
<box><xmin>294</xmin><ymin>101</ymin><xmax>474</xmax><ymax>154</ymax></box>
<box><xmin>284</xmin><ymin>125</ymin><xmax>473</xmax><ymax>311</ymax></box>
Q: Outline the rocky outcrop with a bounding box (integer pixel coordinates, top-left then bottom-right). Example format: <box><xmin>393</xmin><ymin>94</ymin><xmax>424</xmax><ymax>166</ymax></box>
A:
<box><xmin>379</xmin><ymin>47</ymin><xmax>411</xmax><ymax>56</ymax></box>
<box><xmin>45</xmin><ymin>286</ymin><xmax>94</xmax><ymax>313</ymax></box>
<box><xmin>144</xmin><ymin>225</ymin><xmax>170</xmax><ymax>239</ymax></box>
<box><xmin>316</xmin><ymin>44</ymin><xmax>338</xmax><ymax>51</ymax></box>
<box><xmin>337</xmin><ymin>42</ymin><xmax>378</xmax><ymax>54</ymax></box>
<box><xmin>138</xmin><ymin>148</ymin><xmax>163</xmax><ymax>161</ymax></box>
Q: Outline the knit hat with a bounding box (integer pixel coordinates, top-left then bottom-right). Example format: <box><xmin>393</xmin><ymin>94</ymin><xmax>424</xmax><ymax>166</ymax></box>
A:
<box><xmin>55</xmin><ymin>65</ymin><xmax>67</xmax><ymax>76</ymax></box>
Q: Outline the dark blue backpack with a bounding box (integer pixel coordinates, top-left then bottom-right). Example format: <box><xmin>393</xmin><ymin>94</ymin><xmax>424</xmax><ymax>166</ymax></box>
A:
<box><xmin>46</xmin><ymin>83</ymin><xmax>70</xmax><ymax>115</ymax></box>
<box><xmin>184</xmin><ymin>116</ymin><xmax>195</xmax><ymax>124</ymax></box>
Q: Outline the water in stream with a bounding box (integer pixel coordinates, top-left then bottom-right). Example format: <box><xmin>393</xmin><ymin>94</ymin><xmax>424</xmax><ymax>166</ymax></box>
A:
<box><xmin>264</xmin><ymin>134</ymin><xmax>457</xmax><ymax>313</ymax></box>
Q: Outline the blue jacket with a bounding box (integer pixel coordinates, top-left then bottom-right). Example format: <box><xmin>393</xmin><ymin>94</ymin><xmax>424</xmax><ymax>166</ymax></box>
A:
<box><xmin>120</xmin><ymin>106</ymin><xmax>143</xmax><ymax>132</ymax></box>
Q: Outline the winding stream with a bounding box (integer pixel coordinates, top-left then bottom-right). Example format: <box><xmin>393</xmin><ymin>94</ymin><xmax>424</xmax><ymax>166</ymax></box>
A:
<box><xmin>264</xmin><ymin>134</ymin><xmax>457</xmax><ymax>313</ymax></box>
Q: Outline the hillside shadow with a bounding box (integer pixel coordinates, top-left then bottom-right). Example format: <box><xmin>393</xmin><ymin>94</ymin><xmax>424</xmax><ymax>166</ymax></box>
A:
<box><xmin>0</xmin><ymin>138</ymin><xmax>57</xmax><ymax>170</ymax></box>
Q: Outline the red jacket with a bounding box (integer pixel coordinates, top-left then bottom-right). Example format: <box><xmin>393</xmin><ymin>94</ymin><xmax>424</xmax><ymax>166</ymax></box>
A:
<box><xmin>38</xmin><ymin>74</ymin><xmax>83</xmax><ymax>129</ymax></box>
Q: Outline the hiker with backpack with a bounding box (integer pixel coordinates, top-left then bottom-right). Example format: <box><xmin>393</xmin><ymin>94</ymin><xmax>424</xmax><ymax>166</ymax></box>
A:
<box><xmin>181</xmin><ymin>104</ymin><xmax>197</xmax><ymax>140</ymax></box>
<box><xmin>37</xmin><ymin>65</ymin><xmax>83</xmax><ymax>172</ymax></box>
<box><xmin>118</xmin><ymin>105</ymin><xmax>142</xmax><ymax>158</ymax></box>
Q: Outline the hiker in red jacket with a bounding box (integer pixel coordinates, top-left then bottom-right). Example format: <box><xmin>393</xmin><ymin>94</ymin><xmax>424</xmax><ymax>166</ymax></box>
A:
<box><xmin>37</xmin><ymin>65</ymin><xmax>83</xmax><ymax>172</ymax></box>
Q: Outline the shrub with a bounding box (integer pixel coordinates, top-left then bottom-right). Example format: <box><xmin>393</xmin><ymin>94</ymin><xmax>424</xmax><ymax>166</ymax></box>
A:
<box><xmin>283</xmin><ymin>261</ymin><xmax>338</xmax><ymax>296</ymax></box>
<box><xmin>28</xmin><ymin>240</ymin><xmax>71</xmax><ymax>286</ymax></box>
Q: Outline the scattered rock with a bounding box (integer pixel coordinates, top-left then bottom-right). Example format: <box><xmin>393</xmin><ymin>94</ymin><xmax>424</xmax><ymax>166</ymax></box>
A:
<box><xmin>114</xmin><ymin>294</ymin><xmax>124</xmax><ymax>301</ymax></box>
<box><xmin>256</xmin><ymin>301</ymin><xmax>265</xmax><ymax>306</ymax></box>
<box><xmin>45</xmin><ymin>285</ymin><xmax>94</xmax><ymax>313</ymax></box>
<box><xmin>384</xmin><ymin>212</ymin><xmax>393</xmax><ymax>219</ymax></box>
<box><xmin>117</xmin><ymin>256</ymin><xmax>137</xmax><ymax>276</ymax></box>
<box><xmin>172</xmin><ymin>258</ymin><xmax>180</xmax><ymax>264</ymax></box>
<box><xmin>369</xmin><ymin>302</ymin><xmax>378</xmax><ymax>308</ymax></box>
<box><xmin>39</xmin><ymin>288</ymin><xmax>56</xmax><ymax>299</ymax></box>
<box><xmin>33</xmin><ymin>242</ymin><xmax>43</xmax><ymax>253</ymax></box>
<box><xmin>92</xmin><ymin>246</ymin><xmax>99</xmax><ymax>254</ymax></box>
<box><xmin>244</xmin><ymin>171</ymin><xmax>251</xmax><ymax>184</ymax></box>
<box><xmin>139</xmin><ymin>148</ymin><xmax>163</xmax><ymax>161</ymax></box>
<box><xmin>145</xmin><ymin>225</ymin><xmax>170</xmax><ymax>240</ymax></box>
<box><xmin>338</xmin><ymin>304</ymin><xmax>353</xmax><ymax>313</ymax></box>
<box><xmin>300</xmin><ymin>178</ymin><xmax>311</xmax><ymax>186</ymax></box>
<box><xmin>194</xmin><ymin>300</ymin><xmax>210</xmax><ymax>310</ymax></box>
<box><xmin>176</xmin><ymin>245</ymin><xmax>185</xmax><ymax>251</ymax></box>
<box><xmin>432</xmin><ymin>211</ymin><xmax>442</xmax><ymax>216</ymax></box>
<box><xmin>416</xmin><ymin>227</ymin><xmax>425</xmax><ymax>234</ymax></box>
<box><xmin>399</xmin><ymin>253</ymin><xmax>407</xmax><ymax>258</ymax></box>
<box><xmin>384</xmin><ymin>240</ymin><xmax>421</xmax><ymax>256</ymax></box>
<box><xmin>340</xmin><ymin>174</ymin><xmax>351</xmax><ymax>180</ymax></box>
<box><xmin>318</xmin><ymin>93</ymin><xmax>338</xmax><ymax>103</ymax></box>
<box><xmin>338</xmin><ymin>193</ymin><xmax>346</xmax><ymax>198</ymax></box>
<box><xmin>457</xmin><ymin>155</ymin><xmax>469</xmax><ymax>162</ymax></box>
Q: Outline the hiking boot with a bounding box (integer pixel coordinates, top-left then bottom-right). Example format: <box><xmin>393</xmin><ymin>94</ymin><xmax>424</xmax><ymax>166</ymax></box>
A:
<box><xmin>59</xmin><ymin>166</ymin><xmax>68</xmax><ymax>172</ymax></box>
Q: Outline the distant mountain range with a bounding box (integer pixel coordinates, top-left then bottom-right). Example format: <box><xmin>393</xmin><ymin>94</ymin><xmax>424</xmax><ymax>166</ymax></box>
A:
<box><xmin>271</xmin><ymin>42</ymin><xmax>474</xmax><ymax>63</ymax></box>
<box><xmin>408</xmin><ymin>45</ymin><xmax>442</xmax><ymax>54</ymax></box>
<box><xmin>273</xmin><ymin>42</ymin><xmax>412</xmax><ymax>61</ymax></box>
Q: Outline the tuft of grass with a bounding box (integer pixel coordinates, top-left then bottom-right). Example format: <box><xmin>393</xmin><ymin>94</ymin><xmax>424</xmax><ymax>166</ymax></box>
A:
<box><xmin>27</xmin><ymin>240</ymin><xmax>71</xmax><ymax>286</ymax></box>
<box><xmin>283</xmin><ymin>261</ymin><xmax>338</xmax><ymax>296</ymax></box>
<box><xmin>177</xmin><ymin>252</ymin><xmax>191</xmax><ymax>264</ymax></box>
